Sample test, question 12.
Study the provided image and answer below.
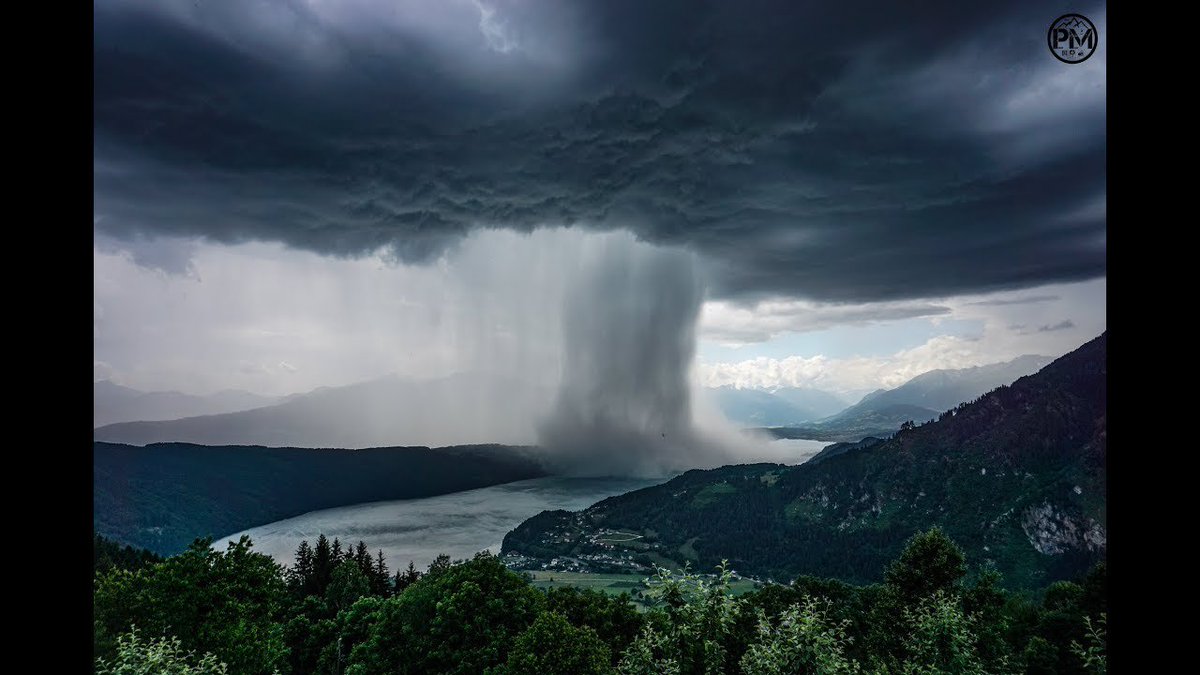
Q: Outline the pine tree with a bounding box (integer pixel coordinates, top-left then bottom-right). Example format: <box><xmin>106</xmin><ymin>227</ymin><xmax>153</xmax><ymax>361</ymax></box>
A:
<box><xmin>290</xmin><ymin>540</ymin><xmax>314</xmax><ymax>595</ymax></box>
<box><xmin>393</xmin><ymin>560</ymin><xmax>421</xmax><ymax>595</ymax></box>
<box><xmin>331</xmin><ymin>538</ymin><xmax>344</xmax><ymax>564</ymax></box>
<box><xmin>313</xmin><ymin>534</ymin><xmax>334</xmax><ymax>596</ymax></box>
<box><xmin>372</xmin><ymin>550</ymin><xmax>390</xmax><ymax>597</ymax></box>
<box><xmin>355</xmin><ymin>541</ymin><xmax>371</xmax><ymax>576</ymax></box>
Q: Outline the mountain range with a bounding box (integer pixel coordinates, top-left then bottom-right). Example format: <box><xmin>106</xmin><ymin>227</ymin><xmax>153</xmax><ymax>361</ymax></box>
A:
<box><xmin>93</xmin><ymin>374</ymin><xmax>554</xmax><ymax>448</ymax></box>
<box><xmin>761</xmin><ymin>354</ymin><xmax>1053</xmax><ymax>442</ymax></box>
<box><xmin>94</xmin><ymin>380</ymin><xmax>281</xmax><ymax>427</ymax></box>
<box><xmin>96</xmin><ymin>356</ymin><xmax>1052</xmax><ymax>449</ymax></box>
<box><xmin>705</xmin><ymin>386</ymin><xmax>849</xmax><ymax>427</ymax></box>
<box><xmin>502</xmin><ymin>334</ymin><xmax>1106</xmax><ymax>589</ymax></box>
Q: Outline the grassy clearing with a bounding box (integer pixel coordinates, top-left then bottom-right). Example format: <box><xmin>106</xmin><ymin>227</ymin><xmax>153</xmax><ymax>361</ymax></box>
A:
<box><xmin>596</xmin><ymin>530</ymin><xmax>643</xmax><ymax>543</ymax></box>
<box><xmin>692</xmin><ymin>482</ymin><xmax>738</xmax><ymax>507</ymax></box>
<box><xmin>523</xmin><ymin>570</ymin><xmax>646</xmax><ymax>588</ymax></box>
<box><xmin>519</xmin><ymin>569</ymin><xmax>763</xmax><ymax>600</ymax></box>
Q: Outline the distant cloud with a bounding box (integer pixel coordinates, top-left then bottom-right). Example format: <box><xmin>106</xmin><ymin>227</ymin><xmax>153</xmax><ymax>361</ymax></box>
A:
<box><xmin>94</xmin><ymin>233</ymin><xmax>1106</xmax><ymax>401</ymax></box>
<box><xmin>1008</xmin><ymin>319</ymin><xmax>1075</xmax><ymax>335</ymax></box>
<box><xmin>969</xmin><ymin>295</ymin><xmax>1059</xmax><ymax>307</ymax></box>
<box><xmin>238</xmin><ymin>361</ymin><xmax>272</xmax><ymax>376</ymax></box>
<box><xmin>1038</xmin><ymin>320</ymin><xmax>1075</xmax><ymax>333</ymax></box>
<box><xmin>94</xmin><ymin>360</ymin><xmax>116</xmax><ymax>382</ymax></box>
<box><xmin>697</xmin><ymin>334</ymin><xmax>994</xmax><ymax>394</ymax></box>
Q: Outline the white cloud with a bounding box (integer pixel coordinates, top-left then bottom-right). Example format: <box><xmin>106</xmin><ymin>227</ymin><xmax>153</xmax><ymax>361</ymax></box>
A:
<box><xmin>473</xmin><ymin>0</ymin><xmax>518</xmax><ymax>53</ymax></box>
<box><xmin>696</xmin><ymin>334</ymin><xmax>986</xmax><ymax>394</ymax></box>
<box><xmin>696</xmin><ymin>278</ymin><xmax>1106</xmax><ymax>394</ymax></box>
<box><xmin>94</xmin><ymin>360</ymin><xmax>116</xmax><ymax>382</ymax></box>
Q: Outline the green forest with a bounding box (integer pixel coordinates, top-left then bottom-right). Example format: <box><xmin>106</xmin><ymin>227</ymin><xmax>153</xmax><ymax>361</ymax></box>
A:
<box><xmin>93</xmin><ymin>528</ymin><xmax>1105</xmax><ymax>674</ymax></box>
<box><xmin>94</xmin><ymin>442</ymin><xmax>547</xmax><ymax>555</ymax></box>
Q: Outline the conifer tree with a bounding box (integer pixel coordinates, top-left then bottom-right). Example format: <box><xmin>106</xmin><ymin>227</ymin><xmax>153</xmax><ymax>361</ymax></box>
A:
<box><xmin>372</xmin><ymin>549</ymin><xmax>390</xmax><ymax>596</ymax></box>
<box><xmin>355</xmin><ymin>541</ymin><xmax>371</xmax><ymax>576</ymax></box>
<box><xmin>313</xmin><ymin>534</ymin><xmax>333</xmax><ymax>596</ymax></box>
<box><xmin>290</xmin><ymin>540</ymin><xmax>314</xmax><ymax>595</ymax></box>
<box><xmin>393</xmin><ymin>560</ymin><xmax>421</xmax><ymax>595</ymax></box>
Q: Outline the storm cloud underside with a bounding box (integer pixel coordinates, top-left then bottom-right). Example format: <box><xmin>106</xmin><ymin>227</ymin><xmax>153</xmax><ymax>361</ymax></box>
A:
<box><xmin>94</xmin><ymin>0</ymin><xmax>1105</xmax><ymax>302</ymax></box>
<box><xmin>93</xmin><ymin>0</ymin><xmax>1105</xmax><ymax>473</ymax></box>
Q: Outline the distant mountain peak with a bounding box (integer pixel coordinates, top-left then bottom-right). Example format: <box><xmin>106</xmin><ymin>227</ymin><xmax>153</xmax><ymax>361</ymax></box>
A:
<box><xmin>94</xmin><ymin>381</ymin><xmax>282</xmax><ymax>428</ymax></box>
<box><xmin>757</xmin><ymin>353</ymin><xmax>1060</xmax><ymax>442</ymax></box>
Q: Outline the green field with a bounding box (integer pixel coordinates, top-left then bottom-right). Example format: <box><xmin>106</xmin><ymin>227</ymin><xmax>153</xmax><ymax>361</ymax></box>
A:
<box><xmin>523</xmin><ymin>570</ymin><xmax>647</xmax><ymax>595</ymax></box>
<box><xmin>520</xmin><ymin>569</ymin><xmax>764</xmax><ymax>607</ymax></box>
<box><xmin>595</xmin><ymin>530</ymin><xmax>643</xmax><ymax>543</ymax></box>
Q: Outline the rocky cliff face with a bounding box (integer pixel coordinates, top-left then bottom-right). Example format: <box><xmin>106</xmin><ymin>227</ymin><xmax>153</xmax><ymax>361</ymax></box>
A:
<box><xmin>1021</xmin><ymin>502</ymin><xmax>1106</xmax><ymax>555</ymax></box>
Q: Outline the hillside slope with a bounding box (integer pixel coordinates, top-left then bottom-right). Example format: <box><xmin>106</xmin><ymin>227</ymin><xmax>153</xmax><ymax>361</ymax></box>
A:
<box><xmin>504</xmin><ymin>334</ymin><xmax>1105</xmax><ymax>589</ymax></box>
<box><xmin>96</xmin><ymin>441</ymin><xmax>548</xmax><ymax>554</ymax></box>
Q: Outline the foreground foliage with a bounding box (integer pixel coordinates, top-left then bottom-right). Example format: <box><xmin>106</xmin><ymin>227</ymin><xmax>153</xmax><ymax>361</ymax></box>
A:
<box><xmin>94</xmin><ymin>528</ymin><xmax>1105</xmax><ymax>674</ymax></box>
<box><xmin>95</xmin><ymin>627</ymin><xmax>228</xmax><ymax>675</ymax></box>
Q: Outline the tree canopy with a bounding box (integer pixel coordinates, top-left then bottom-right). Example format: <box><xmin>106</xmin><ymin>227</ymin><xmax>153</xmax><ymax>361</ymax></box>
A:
<box><xmin>93</xmin><ymin>529</ymin><xmax>1106</xmax><ymax>674</ymax></box>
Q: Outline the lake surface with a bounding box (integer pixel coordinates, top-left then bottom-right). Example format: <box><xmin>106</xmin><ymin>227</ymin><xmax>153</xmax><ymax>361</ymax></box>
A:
<box><xmin>767</xmin><ymin>438</ymin><xmax>834</xmax><ymax>461</ymax></box>
<box><xmin>221</xmin><ymin>439</ymin><xmax>831</xmax><ymax>570</ymax></box>
<box><xmin>221</xmin><ymin>476</ymin><xmax>661</xmax><ymax>570</ymax></box>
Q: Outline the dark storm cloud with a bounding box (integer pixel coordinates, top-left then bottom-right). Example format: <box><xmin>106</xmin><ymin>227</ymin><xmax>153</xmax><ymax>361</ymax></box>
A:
<box><xmin>94</xmin><ymin>0</ymin><xmax>1106</xmax><ymax>302</ymax></box>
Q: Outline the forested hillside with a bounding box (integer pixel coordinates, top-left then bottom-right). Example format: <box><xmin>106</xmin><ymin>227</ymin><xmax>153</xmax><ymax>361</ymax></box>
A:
<box><xmin>505</xmin><ymin>334</ymin><xmax>1106</xmax><ymax>589</ymax></box>
<box><xmin>95</xmin><ymin>442</ymin><xmax>548</xmax><ymax>554</ymax></box>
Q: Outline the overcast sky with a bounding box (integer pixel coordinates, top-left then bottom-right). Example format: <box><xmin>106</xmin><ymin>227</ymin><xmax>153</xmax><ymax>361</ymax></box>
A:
<box><xmin>94</xmin><ymin>0</ymin><xmax>1105</xmax><ymax>401</ymax></box>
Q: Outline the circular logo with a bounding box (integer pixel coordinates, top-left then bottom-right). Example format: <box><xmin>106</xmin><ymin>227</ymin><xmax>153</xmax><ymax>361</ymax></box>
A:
<box><xmin>1048</xmin><ymin>14</ymin><xmax>1098</xmax><ymax>64</ymax></box>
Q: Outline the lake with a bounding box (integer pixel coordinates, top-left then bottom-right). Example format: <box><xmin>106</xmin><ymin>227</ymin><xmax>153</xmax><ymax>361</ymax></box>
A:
<box><xmin>767</xmin><ymin>438</ymin><xmax>835</xmax><ymax>459</ymax></box>
<box><xmin>221</xmin><ymin>439</ymin><xmax>831</xmax><ymax>570</ymax></box>
<box><xmin>221</xmin><ymin>476</ymin><xmax>661</xmax><ymax>570</ymax></box>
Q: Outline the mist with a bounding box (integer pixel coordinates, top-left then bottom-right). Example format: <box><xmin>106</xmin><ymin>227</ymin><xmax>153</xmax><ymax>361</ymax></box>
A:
<box><xmin>95</xmin><ymin>226</ymin><xmax>783</xmax><ymax>473</ymax></box>
<box><xmin>537</xmin><ymin>233</ymin><xmax>737</xmax><ymax>476</ymax></box>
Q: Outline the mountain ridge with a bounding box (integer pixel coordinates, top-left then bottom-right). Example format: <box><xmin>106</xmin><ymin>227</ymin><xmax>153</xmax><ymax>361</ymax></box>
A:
<box><xmin>93</xmin><ymin>373</ymin><xmax>554</xmax><ymax>448</ymax></box>
<box><xmin>94</xmin><ymin>380</ymin><xmax>281</xmax><ymax>427</ymax></box>
<box><xmin>706</xmin><ymin>385</ymin><xmax>848</xmax><ymax>427</ymax></box>
<box><xmin>760</xmin><ymin>353</ymin><xmax>1053</xmax><ymax>442</ymax></box>
<box><xmin>502</xmin><ymin>334</ymin><xmax>1106</xmax><ymax>589</ymax></box>
<box><xmin>94</xmin><ymin>440</ymin><xmax>550</xmax><ymax>555</ymax></box>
